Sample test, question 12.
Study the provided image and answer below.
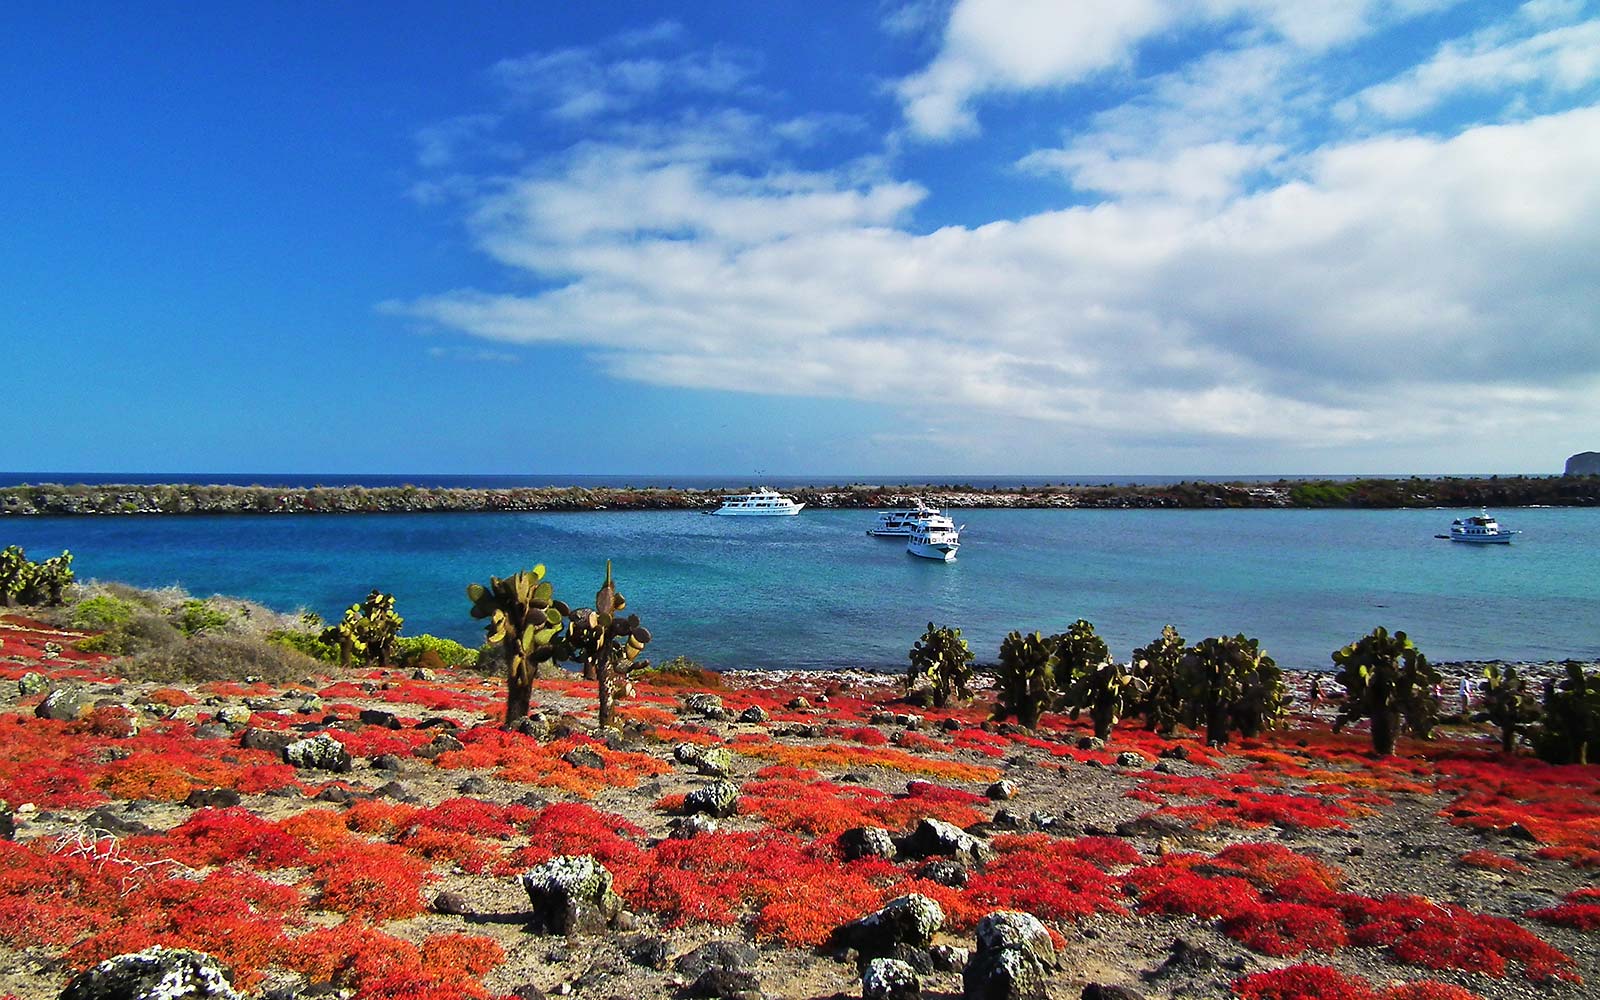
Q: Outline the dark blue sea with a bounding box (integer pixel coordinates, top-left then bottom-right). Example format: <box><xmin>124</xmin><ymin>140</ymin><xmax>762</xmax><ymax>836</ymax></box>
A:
<box><xmin>5</xmin><ymin>507</ymin><xmax>1596</xmax><ymax>672</ymax></box>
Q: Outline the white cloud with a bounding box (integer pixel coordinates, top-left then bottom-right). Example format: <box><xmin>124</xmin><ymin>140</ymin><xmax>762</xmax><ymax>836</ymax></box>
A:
<box><xmin>896</xmin><ymin>0</ymin><xmax>1178</xmax><ymax>139</ymax></box>
<box><xmin>402</xmin><ymin>100</ymin><xmax>1600</xmax><ymax>453</ymax></box>
<box><xmin>1349</xmin><ymin>15</ymin><xmax>1600</xmax><ymax>119</ymax></box>
<box><xmin>892</xmin><ymin>0</ymin><xmax>1462</xmax><ymax>139</ymax></box>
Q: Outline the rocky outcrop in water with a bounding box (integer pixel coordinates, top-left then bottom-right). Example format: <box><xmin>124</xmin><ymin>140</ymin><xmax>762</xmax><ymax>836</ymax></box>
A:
<box><xmin>1566</xmin><ymin>452</ymin><xmax>1600</xmax><ymax>476</ymax></box>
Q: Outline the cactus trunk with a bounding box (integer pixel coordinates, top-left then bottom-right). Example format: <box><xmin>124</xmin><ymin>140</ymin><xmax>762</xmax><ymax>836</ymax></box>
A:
<box><xmin>597</xmin><ymin>660</ymin><xmax>613</xmax><ymax>729</ymax></box>
<box><xmin>1372</xmin><ymin>708</ymin><xmax>1398</xmax><ymax>757</ymax></box>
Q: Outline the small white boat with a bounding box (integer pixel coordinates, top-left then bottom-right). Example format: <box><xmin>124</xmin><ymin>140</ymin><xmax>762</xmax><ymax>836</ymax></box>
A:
<box><xmin>710</xmin><ymin>488</ymin><xmax>805</xmax><ymax>516</ymax></box>
<box><xmin>907</xmin><ymin>513</ymin><xmax>961</xmax><ymax>560</ymax></box>
<box><xmin>1446</xmin><ymin>509</ymin><xmax>1518</xmax><ymax>544</ymax></box>
<box><xmin>867</xmin><ymin>499</ymin><xmax>942</xmax><ymax>536</ymax></box>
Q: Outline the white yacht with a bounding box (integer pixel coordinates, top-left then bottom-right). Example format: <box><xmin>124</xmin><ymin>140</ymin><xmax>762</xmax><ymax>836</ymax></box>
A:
<box><xmin>867</xmin><ymin>499</ymin><xmax>942</xmax><ymax>536</ymax></box>
<box><xmin>907</xmin><ymin>513</ymin><xmax>961</xmax><ymax>560</ymax></box>
<box><xmin>1448</xmin><ymin>509</ymin><xmax>1518</xmax><ymax>544</ymax></box>
<box><xmin>710</xmin><ymin>488</ymin><xmax>805</xmax><ymax>516</ymax></box>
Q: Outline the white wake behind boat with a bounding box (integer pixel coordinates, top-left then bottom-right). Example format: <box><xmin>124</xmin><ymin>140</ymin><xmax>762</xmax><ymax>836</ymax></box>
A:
<box><xmin>1446</xmin><ymin>509</ymin><xmax>1518</xmax><ymax>544</ymax></box>
<box><xmin>907</xmin><ymin>513</ymin><xmax>961</xmax><ymax>561</ymax></box>
<box><xmin>709</xmin><ymin>488</ymin><xmax>805</xmax><ymax>516</ymax></box>
<box><xmin>867</xmin><ymin>499</ymin><xmax>942</xmax><ymax>536</ymax></box>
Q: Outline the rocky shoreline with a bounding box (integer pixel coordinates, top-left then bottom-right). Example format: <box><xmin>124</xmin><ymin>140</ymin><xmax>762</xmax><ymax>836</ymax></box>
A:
<box><xmin>3</xmin><ymin>476</ymin><xmax>1598</xmax><ymax>516</ymax></box>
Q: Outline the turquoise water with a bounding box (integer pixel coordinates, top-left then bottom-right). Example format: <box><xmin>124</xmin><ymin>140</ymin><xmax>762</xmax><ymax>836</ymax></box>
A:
<box><xmin>5</xmin><ymin>508</ymin><xmax>1597</xmax><ymax>670</ymax></box>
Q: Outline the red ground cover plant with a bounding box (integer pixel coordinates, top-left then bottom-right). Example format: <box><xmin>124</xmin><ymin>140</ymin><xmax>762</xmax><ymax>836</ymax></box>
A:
<box><xmin>1529</xmin><ymin>887</ymin><xmax>1600</xmax><ymax>931</ymax></box>
<box><xmin>1232</xmin><ymin>965</ymin><xmax>1483</xmax><ymax>1000</ymax></box>
<box><xmin>1456</xmin><ymin>850</ymin><xmax>1527</xmax><ymax>874</ymax></box>
<box><xmin>617</xmin><ymin>829</ymin><xmax>890</xmax><ymax>945</ymax></box>
<box><xmin>285</xmin><ymin>924</ymin><xmax>505</xmax><ymax>1000</ymax></box>
<box><xmin>735</xmin><ymin>770</ymin><xmax>988</xmax><ymax>836</ymax></box>
<box><xmin>729</xmin><ymin>740</ymin><xmax>1002</xmax><ymax>783</ymax></box>
<box><xmin>513</xmin><ymin>802</ymin><xmax>649</xmax><ymax>871</ymax></box>
<box><xmin>0</xmin><ymin>838</ymin><xmax>302</xmax><ymax>989</ymax></box>
<box><xmin>1333</xmin><ymin>892</ymin><xmax>1577</xmax><ymax>982</ymax></box>
<box><xmin>433</xmin><ymin>727</ymin><xmax>669</xmax><ymax>797</ymax></box>
<box><xmin>965</xmin><ymin>834</ymin><xmax>1131</xmax><ymax>923</ymax></box>
<box><xmin>1435</xmin><ymin>756</ymin><xmax>1600</xmax><ymax>869</ymax></box>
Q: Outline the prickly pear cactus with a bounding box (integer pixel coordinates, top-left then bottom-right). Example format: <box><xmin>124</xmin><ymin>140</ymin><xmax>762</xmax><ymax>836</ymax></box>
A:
<box><xmin>1063</xmin><ymin>658</ymin><xmax>1147</xmax><ymax>743</ymax></box>
<box><xmin>468</xmin><ymin>565</ymin><xmax>570</xmax><ymax>725</ymax></box>
<box><xmin>567</xmin><ymin>561</ymin><xmax>651</xmax><ymax>730</ymax></box>
<box><xmin>1051</xmin><ymin>619</ymin><xmax>1110</xmax><ymax>687</ymax></box>
<box><xmin>1331</xmin><ymin>626</ymin><xmax>1440</xmax><ymax>756</ymax></box>
<box><xmin>994</xmin><ymin>630</ymin><xmax>1057</xmax><ymax>728</ymax></box>
<box><xmin>907</xmin><ymin>622</ymin><xmax>974</xmax><ymax>708</ymax></box>
<box><xmin>1132</xmin><ymin>625</ymin><xmax>1188</xmax><ymax>735</ymax></box>
<box><xmin>1482</xmin><ymin>663</ymin><xmax>1539</xmax><ymax>754</ymax></box>
<box><xmin>1183</xmin><ymin>633</ymin><xmax>1287</xmax><ymax>747</ymax></box>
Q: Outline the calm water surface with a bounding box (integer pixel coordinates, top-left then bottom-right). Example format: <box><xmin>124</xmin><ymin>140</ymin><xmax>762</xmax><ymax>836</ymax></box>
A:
<box><xmin>6</xmin><ymin>508</ymin><xmax>1597</xmax><ymax>670</ymax></box>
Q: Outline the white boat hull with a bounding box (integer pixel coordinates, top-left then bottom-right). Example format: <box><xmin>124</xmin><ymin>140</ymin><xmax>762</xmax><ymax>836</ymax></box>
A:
<box><xmin>1450</xmin><ymin>532</ymin><xmax>1515</xmax><ymax>544</ymax></box>
<box><xmin>908</xmin><ymin>540</ymin><xmax>958</xmax><ymax>560</ymax></box>
<box><xmin>711</xmin><ymin>504</ymin><xmax>804</xmax><ymax>516</ymax></box>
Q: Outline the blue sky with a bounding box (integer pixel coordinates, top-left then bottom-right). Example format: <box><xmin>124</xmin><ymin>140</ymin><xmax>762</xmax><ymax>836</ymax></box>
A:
<box><xmin>5</xmin><ymin>1</ymin><xmax>1598</xmax><ymax>476</ymax></box>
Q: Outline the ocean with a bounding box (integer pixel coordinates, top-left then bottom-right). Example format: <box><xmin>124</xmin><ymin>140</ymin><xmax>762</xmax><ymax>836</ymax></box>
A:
<box><xmin>5</xmin><ymin>507</ymin><xmax>1596</xmax><ymax>672</ymax></box>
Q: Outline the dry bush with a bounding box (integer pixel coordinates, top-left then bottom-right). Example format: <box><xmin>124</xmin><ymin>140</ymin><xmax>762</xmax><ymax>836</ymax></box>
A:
<box><xmin>123</xmin><ymin>634</ymin><xmax>321</xmax><ymax>685</ymax></box>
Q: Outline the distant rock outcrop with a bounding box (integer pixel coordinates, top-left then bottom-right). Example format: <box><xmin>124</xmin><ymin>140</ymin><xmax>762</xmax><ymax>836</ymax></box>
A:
<box><xmin>1565</xmin><ymin>452</ymin><xmax>1600</xmax><ymax>476</ymax></box>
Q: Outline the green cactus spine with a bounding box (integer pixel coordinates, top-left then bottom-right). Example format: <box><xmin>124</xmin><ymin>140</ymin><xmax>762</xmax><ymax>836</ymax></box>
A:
<box><xmin>468</xmin><ymin>565</ymin><xmax>570</xmax><ymax>726</ymax></box>
<box><xmin>1330</xmin><ymin>626</ymin><xmax>1441</xmax><ymax>756</ymax></box>
<box><xmin>566</xmin><ymin>561</ymin><xmax>651</xmax><ymax>730</ymax></box>
<box><xmin>1482</xmin><ymin>663</ymin><xmax>1539</xmax><ymax>754</ymax></box>
<box><xmin>994</xmin><ymin>630</ymin><xmax>1057</xmax><ymax>728</ymax></box>
<box><xmin>907</xmin><ymin>622</ymin><xmax>975</xmax><ymax>708</ymax></box>
<box><xmin>1132</xmin><ymin>625</ymin><xmax>1188</xmax><ymax>735</ymax></box>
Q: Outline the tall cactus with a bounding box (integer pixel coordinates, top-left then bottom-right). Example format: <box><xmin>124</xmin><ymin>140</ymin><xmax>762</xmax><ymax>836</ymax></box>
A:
<box><xmin>1063</xmin><ymin>658</ymin><xmax>1148</xmax><ymax>742</ymax></box>
<box><xmin>1183</xmin><ymin>633</ymin><xmax>1287</xmax><ymax>746</ymax></box>
<box><xmin>1052</xmin><ymin>619</ymin><xmax>1111</xmax><ymax>688</ymax></box>
<box><xmin>566</xmin><ymin>561</ymin><xmax>651</xmax><ymax>731</ymax></box>
<box><xmin>469</xmin><ymin>565</ymin><xmax>570</xmax><ymax>725</ymax></box>
<box><xmin>907</xmin><ymin>622</ymin><xmax>974</xmax><ymax>708</ymax></box>
<box><xmin>1131</xmin><ymin>625</ymin><xmax>1188</xmax><ymax>735</ymax></box>
<box><xmin>1330</xmin><ymin>626</ymin><xmax>1441</xmax><ymax>756</ymax></box>
<box><xmin>1481</xmin><ymin>664</ymin><xmax>1539</xmax><ymax>755</ymax></box>
<box><xmin>994</xmin><ymin>630</ymin><xmax>1057</xmax><ymax>728</ymax></box>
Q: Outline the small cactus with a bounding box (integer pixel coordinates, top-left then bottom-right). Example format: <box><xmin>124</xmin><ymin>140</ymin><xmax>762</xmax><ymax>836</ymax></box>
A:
<box><xmin>907</xmin><ymin>622</ymin><xmax>974</xmax><ymax>708</ymax></box>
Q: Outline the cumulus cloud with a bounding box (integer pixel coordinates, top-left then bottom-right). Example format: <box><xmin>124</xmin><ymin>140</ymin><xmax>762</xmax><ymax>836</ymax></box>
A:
<box><xmin>396</xmin><ymin>15</ymin><xmax>1600</xmax><ymax>468</ymax></box>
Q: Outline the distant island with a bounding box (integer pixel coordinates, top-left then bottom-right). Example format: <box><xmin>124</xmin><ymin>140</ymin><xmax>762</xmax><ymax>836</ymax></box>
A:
<box><xmin>1566</xmin><ymin>451</ymin><xmax>1600</xmax><ymax>476</ymax></box>
<box><xmin>2</xmin><ymin>475</ymin><xmax>1597</xmax><ymax>515</ymax></box>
